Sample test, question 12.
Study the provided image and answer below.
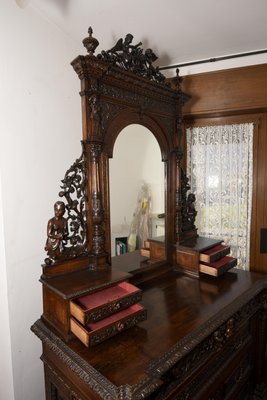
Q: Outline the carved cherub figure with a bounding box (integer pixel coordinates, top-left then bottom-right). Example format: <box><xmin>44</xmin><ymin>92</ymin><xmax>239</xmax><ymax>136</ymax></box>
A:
<box><xmin>123</xmin><ymin>33</ymin><xmax>142</xmax><ymax>50</ymax></box>
<box><xmin>45</xmin><ymin>201</ymin><xmax>68</xmax><ymax>263</ymax></box>
<box><xmin>187</xmin><ymin>193</ymin><xmax>197</xmax><ymax>229</ymax></box>
<box><xmin>144</xmin><ymin>48</ymin><xmax>158</xmax><ymax>65</ymax></box>
<box><xmin>107</xmin><ymin>34</ymin><xmax>141</xmax><ymax>56</ymax></box>
<box><xmin>89</xmin><ymin>94</ymin><xmax>103</xmax><ymax>137</ymax></box>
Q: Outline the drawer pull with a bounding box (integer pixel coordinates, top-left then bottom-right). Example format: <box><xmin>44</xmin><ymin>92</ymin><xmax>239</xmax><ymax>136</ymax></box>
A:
<box><xmin>213</xmin><ymin>318</ymin><xmax>235</xmax><ymax>350</ymax></box>
<box><xmin>225</xmin><ymin>318</ymin><xmax>235</xmax><ymax>339</ymax></box>
<box><xmin>116</xmin><ymin>322</ymin><xmax>125</xmax><ymax>332</ymax></box>
<box><xmin>213</xmin><ymin>331</ymin><xmax>224</xmax><ymax>349</ymax></box>
<box><xmin>113</xmin><ymin>302</ymin><xmax>121</xmax><ymax>311</ymax></box>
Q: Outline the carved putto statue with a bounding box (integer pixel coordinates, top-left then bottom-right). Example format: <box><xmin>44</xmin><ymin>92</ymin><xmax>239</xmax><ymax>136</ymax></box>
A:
<box><xmin>95</xmin><ymin>31</ymin><xmax>166</xmax><ymax>83</ymax></box>
<box><xmin>186</xmin><ymin>193</ymin><xmax>197</xmax><ymax>230</ymax></box>
<box><xmin>44</xmin><ymin>146</ymin><xmax>88</xmax><ymax>265</ymax></box>
<box><xmin>45</xmin><ymin>201</ymin><xmax>68</xmax><ymax>264</ymax></box>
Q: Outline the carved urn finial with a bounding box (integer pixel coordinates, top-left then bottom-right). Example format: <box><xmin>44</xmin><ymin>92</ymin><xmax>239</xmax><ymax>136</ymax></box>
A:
<box><xmin>172</xmin><ymin>68</ymin><xmax>183</xmax><ymax>91</ymax></box>
<box><xmin>83</xmin><ymin>27</ymin><xmax>99</xmax><ymax>56</ymax></box>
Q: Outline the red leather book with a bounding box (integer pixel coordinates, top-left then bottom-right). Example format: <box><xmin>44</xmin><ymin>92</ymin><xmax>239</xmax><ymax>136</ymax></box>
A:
<box><xmin>200</xmin><ymin>244</ymin><xmax>230</xmax><ymax>263</ymax></box>
<box><xmin>199</xmin><ymin>256</ymin><xmax>237</xmax><ymax>277</ymax></box>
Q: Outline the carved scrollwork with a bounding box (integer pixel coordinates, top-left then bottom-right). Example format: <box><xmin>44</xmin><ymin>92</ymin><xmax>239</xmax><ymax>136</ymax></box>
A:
<box><xmin>96</xmin><ymin>33</ymin><xmax>166</xmax><ymax>84</ymax></box>
<box><xmin>85</xmin><ymin>292</ymin><xmax>142</xmax><ymax>323</ymax></box>
<box><xmin>44</xmin><ymin>144</ymin><xmax>88</xmax><ymax>265</ymax></box>
<box><xmin>213</xmin><ymin>317</ymin><xmax>235</xmax><ymax>351</ymax></box>
<box><xmin>89</xmin><ymin>310</ymin><xmax>147</xmax><ymax>346</ymax></box>
<box><xmin>101</xmin><ymin>102</ymin><xmax>126</xmax><ymax>132</ymax></box>
<box><xmin>89</xmin><ymin>94</ymin><xmax>103</xmax><ymax>139</ymax></box>
<box><xmin>99</xmin><ymin>81</ymin><xmax>172</xmax><ymax>115</ymax></box>
<box><xmin>31</xmin><ymin>320</ymin><xmax>118</xmax><ymax>399</ymax></box>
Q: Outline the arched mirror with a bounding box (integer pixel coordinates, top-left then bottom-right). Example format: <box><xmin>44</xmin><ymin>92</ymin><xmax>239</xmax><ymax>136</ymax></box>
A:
<box><xmin>109</xmin><ymin>124</ymin><xmax>165</xmax><ymax>257</ymax></box>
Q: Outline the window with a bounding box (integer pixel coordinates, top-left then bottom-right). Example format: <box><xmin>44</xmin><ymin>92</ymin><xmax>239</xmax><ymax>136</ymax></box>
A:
<box><xmin>186</xmin><ymin>123</ymin><xmax>254</xmax><ymax>270</ymax></box>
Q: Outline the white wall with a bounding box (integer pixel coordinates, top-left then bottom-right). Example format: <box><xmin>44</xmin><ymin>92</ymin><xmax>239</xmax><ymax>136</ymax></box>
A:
<box><xmin>0</xmin><ymin>174</ymin><xmax>15</xmax><ymax>400</ymax></box>
<box><xmin>0</xmin><ymin>2</ymin><xmax>82</xmax><ymax>400</ymax></box>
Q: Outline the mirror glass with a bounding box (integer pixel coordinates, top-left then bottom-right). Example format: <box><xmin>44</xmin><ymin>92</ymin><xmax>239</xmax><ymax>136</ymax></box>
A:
<box><xmin>109</xmin><ymin>124</ymin><xmax>165</xmax><ymax>257</ymax></box>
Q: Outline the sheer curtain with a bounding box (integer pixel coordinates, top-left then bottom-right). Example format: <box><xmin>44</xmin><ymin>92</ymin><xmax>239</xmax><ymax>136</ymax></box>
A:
<box><xmin>186</xmin><ymin>123</ymin><xmax>254</xmax><ymax>270</ymax></box>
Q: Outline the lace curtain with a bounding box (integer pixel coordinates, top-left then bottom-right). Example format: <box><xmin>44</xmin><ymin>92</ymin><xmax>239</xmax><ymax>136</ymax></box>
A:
<box><xmin>186</xmin><ymin>123</ymin><xmax>254</xmax><ymax>270</ymax></box>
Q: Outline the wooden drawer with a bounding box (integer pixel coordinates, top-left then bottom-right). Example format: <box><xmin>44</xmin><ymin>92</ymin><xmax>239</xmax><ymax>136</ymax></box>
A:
<box><xmin>70</xmin><ymin>304</ymin><xmax>147</xmax><ymax>347</ymax></box>
<box><xmin>140</xmin><ymin>248</ymin><xmax>150</xmax><ymax>258</ymax></box>
<box><xmin>199</xmin><ymin>256</ymin><xmax>237</xmax><ymax>277</ymax></box>
<box><xmin>70</xmin><ymin>281</ymin><xmax>142</xmax><ymax>324</ymax></box>
<box><xmin>200</xmin><ymin>244</ymin><xmax>230</xmax><ymax>263</ymax></box>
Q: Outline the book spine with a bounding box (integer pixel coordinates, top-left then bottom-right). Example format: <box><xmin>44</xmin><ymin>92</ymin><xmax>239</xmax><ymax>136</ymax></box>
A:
<box><xmin>217</xmin><ymin>257</ymin><xmax>237</xmax><ymax>276</ymax></box>
<box><xmin>210</xmin><ymin>246</ymin><xmax>230</xmax><ymax>262</ymax></box>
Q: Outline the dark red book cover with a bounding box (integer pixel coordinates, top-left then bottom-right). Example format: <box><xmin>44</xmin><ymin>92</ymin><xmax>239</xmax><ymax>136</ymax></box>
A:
<box><xmin>204</xmin><ymin>255</ymin><xmax>237</xmax><ymax>269</ymax></box>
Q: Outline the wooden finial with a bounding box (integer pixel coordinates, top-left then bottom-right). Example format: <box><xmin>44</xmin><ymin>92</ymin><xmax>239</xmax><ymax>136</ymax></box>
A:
<box><xmin>82</xmin><ymin>27</ymin><xmax>99</xmax><ymax>56</ymax></box>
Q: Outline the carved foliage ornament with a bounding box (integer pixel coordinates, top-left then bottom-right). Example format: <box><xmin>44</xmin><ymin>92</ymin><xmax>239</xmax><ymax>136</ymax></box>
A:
<box><xmin>82</xmin><ymin>27</ymin><xmax>167</xmax><ymax>85</ymax></box>
<box><xmin>44</xmin><ymin>144</ymin><xmax>88</xmax><ymax>265</ymax></box>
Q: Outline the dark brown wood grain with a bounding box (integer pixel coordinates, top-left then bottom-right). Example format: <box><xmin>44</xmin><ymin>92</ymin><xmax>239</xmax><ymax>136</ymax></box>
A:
<box><xmin>32</xmin><ymin>269</ymin><xmax>267</xmax><ymax>399</ymax></box>
<box><xmin>182</xmin><ymin>63</ymin><xmax>267</xmax><ymax>116</ymax></box>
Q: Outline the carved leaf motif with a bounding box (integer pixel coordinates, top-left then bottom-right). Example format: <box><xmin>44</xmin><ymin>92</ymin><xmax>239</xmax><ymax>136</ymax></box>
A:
<box><xmin>97</xmin><ymin>33</ymin><xmax>166</xmax><ymax>84</ymax></box>
<box><xmin>44</xmin><ymin>144</ymin><xmax>89</xmax><ymax>265</ymax></box>
<box><xmin>59</xmin><ymin>146</ymin><xmax>88</xmax><ymax>255</ymax></box>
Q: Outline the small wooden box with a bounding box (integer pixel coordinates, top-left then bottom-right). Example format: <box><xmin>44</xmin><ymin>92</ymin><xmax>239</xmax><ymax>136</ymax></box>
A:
<box><xmin>70</xmin><ymin>280</ymin><xmax>147</xmax><ymax>347</ymax></box>
<box><xmin>70</xmin><ymin>304</ymin><xmax>147</xmax><ymax>347</ymax></box>
<box><xmin>199</xmin><ymin>255</ymin><xmax>237</xmax><ymax>277</ymax></box>
<box><xmin>199</xmin><ymin>244</ymin><xmax>230</xmax><ymax>263</ymax></box>
<box><xmin>175</xmin><ymin>237</ymin><xmax>237</xmax><ymax>277</ymax></box>
<box><xmin>70</xmin><ymin>281</ymin><xmax>142</xmax><ymax>324</ymax></box>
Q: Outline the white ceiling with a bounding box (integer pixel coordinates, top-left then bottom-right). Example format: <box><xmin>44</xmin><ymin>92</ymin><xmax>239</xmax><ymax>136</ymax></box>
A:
<box><xmin>24</xmin><ymin>0</ymin><xmax>267</xmax><ymax>69</ymax></box>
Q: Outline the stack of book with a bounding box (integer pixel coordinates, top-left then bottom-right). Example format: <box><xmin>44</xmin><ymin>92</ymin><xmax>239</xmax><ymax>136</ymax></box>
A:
<box><xmin>115</xmin><ymin>237</ymin><xmax>128</xmax><ymax>256</ymax></box>
<box><xmin>199</xmin><ymin>244</ymin><xmax>237</xmax><ymax>277</ymax></box>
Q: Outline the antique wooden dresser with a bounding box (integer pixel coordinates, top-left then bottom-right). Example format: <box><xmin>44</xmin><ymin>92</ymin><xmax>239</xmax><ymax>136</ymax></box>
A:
<box><xmin>33</xmin><ymin>262</ymin><xmax>267</xmax><ymax>400</ymax></box>
<box><xmin>31</xmin><ymin>28</ymin><xmax>267</xmax><ymax>400</ymax></box>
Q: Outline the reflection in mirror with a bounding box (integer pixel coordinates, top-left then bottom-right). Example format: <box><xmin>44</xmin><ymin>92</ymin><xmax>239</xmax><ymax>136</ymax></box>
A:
<box><xmin>109</xmin><ymin>124</ymin><xmax>165</xmax><ymax>257</ymax></box>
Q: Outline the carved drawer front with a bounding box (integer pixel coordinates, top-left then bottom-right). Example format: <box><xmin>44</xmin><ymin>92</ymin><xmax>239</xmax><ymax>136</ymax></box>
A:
<box><xmin>223</xmin><ymin>352</ymin><xmax>252</xmax><ymax>400</ymax></box>
<box><xmin>70</xmin><ymin>281</ymin><xmax>142</xmax><ymax>324</ymax></box>
<box><xmin>70</xmin><ymin>303</ymin><xmax>147</xmax><ymax>347</ymax></box>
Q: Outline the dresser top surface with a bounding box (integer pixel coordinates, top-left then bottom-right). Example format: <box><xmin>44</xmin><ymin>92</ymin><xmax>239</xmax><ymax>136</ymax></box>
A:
<box><xmin>34</xmin><ymin>268</ymin><xmax>267</xmax><ymax>391</ymax></box>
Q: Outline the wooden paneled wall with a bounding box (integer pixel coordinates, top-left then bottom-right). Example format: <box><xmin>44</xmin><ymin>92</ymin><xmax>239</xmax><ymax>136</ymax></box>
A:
<box><xmin>181</xmin><ymin>63</ymin><xmax>267</xmax><ymax>273</ymax></box>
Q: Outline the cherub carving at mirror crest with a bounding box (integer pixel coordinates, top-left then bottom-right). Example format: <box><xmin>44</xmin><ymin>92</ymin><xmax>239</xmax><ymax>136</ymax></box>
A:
<box><xmin>44</xmin><ymin>146</ymin><xmax>88</xmax><ymax>265</ymax></box>
<box><xmin>95</xmin><ymin>31</ymin><xmax>166</xmax><ymax>83</ymax></box>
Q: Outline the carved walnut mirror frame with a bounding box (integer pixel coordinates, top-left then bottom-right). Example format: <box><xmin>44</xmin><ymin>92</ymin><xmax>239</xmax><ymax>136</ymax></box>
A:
<box><xmin>43</xmin><ymin>28</ymin><xmax>197</xmax><ymax>275</ymax></box>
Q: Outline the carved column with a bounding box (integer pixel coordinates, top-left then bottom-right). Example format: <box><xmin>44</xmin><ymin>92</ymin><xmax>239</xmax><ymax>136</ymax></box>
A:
<box><xmin>174</xmin><ymin>149</ymin><xmax>184</xmax><ymax>243</ymax></box>
<box><xmin>90</xmin><ymin>144</ymin><xmax>104</xmax><ymax>253</ymax></box>
<box><xmin>85</xmin><ymin>92</ymin><xmax>107</xmax><ymax>266</ymax></box>
<box><xmin>172</xmin><ymin>69</ymin><xmax>187</xmax><ymax>244</ymax></box>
